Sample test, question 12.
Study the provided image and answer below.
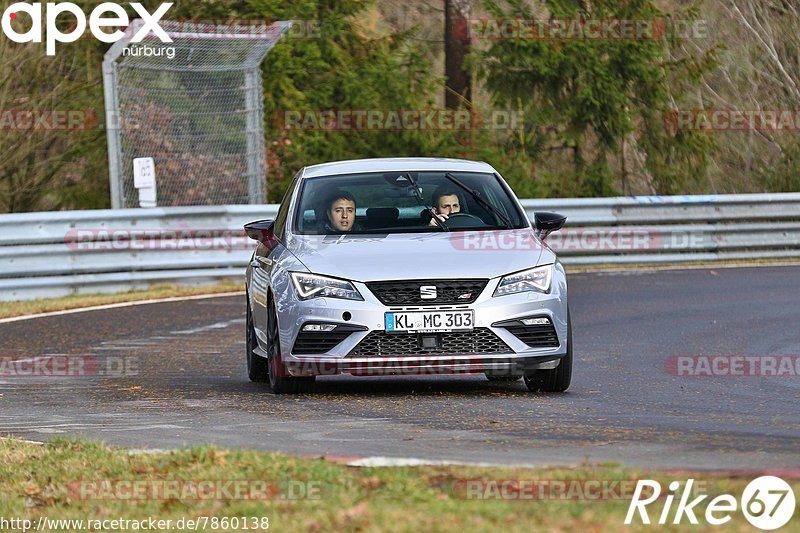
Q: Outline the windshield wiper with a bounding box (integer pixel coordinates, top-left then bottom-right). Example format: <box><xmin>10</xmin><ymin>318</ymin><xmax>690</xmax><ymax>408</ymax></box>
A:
<box><xmin>404</xmin><ymin>172</ymin><xmax>449</xmax><ymax>232</ymax></box>
<box><xmin>444</xmin><ymin>172</ymin><xmax>513</xmax><ymax>229</ymax></box>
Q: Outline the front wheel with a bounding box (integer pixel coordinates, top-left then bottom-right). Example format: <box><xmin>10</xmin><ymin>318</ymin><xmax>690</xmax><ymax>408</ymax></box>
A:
<box><xmin>523</xmin><ymin>311</ymin><xmax>572</xmax><ymax>392</ymax></box>
<box><xmin>246</xmin><ymin>299</ymin><xmax>269</xmax><ymax>382</ymax></box>
<box><xmin>266</xmin><ymin>299</ymin><xmax>314</xmax><ymax>394</ymax></box>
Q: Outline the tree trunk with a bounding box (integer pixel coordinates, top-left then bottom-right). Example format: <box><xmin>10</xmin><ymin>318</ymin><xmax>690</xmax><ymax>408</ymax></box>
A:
<box><xmin>444</xmin><ymin>0</ymin><xmax>473</xmax><ymax>109</ymax></box>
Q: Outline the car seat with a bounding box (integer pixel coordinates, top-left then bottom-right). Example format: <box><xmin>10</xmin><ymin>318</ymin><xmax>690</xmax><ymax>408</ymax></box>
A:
<box><xmin>365</xmin><ymin>207</ymin><xmax>400</xmax><ymax>229</ymax></box>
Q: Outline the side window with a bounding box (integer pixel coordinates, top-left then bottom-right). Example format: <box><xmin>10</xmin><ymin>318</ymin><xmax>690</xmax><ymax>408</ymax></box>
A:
<box><xmin>273</xmin><ymin>174</ymin><xmax>300</xmax><ymax>239</ymax></box>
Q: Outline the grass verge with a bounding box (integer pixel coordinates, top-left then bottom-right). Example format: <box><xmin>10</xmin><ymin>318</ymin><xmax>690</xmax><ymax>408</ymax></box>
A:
<box><xmin>0</xmin><ymin>281</ymin><xmax>243</xmax><ymax>320</ymax></box>
<box><xmin>0</xmin><ymin>438</ymin><xmax>796</xmax><ymax>532</ymax></box>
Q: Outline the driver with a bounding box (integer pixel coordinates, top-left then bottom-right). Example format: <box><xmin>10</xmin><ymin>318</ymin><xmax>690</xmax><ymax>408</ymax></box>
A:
<box><xmin>323</xmin><ymin>190</ymin><xmax>359</xmax><ymax>233</ymax></box>
<box><xmin>428</xmin><ymin>188</ymin><xmax>461</xmax><ymax>226</ymax></box>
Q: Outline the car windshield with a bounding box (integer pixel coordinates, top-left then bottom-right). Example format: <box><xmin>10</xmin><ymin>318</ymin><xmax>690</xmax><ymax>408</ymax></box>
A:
<box><xmin>292</xmin><ymin>171</ymin><xmax>528</xmax><ymax>235</ymax></box>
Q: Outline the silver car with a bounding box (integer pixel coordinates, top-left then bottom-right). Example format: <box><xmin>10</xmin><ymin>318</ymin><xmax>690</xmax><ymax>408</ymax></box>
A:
<box><xmin>244</xmin><ymin>157</ymin><xmax>571</xmax><ymax>393</ymax></box>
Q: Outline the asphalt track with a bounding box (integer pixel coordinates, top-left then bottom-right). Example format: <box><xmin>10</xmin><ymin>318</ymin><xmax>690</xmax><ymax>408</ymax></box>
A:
<box><xmin>1</xmin><ymin>265</ymin><xmax>799</xmax><ymax>470</ymax></box>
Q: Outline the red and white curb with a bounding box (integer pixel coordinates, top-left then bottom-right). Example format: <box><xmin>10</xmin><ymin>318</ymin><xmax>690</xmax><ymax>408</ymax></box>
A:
<box><xmin>4</xmin><ymin>438</ymin><xmax>800</xmax><ymax>477</ymax></box>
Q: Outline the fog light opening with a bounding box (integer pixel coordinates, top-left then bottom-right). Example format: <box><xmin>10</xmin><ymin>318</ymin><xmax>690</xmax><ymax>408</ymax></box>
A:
<box><xmin>302</xmin><ymin>323</ymin><xmax>337</xmax><ymax>332</ymax></box>
<box><xmin>521</xmin><ymin>317</ymin><xmax>551</xmax><ymax>326</ymax></box>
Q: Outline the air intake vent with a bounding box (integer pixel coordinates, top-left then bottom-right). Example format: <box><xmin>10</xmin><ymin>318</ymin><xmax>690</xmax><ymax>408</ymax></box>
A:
<box><xmin>366</xmin><ymin>279</ymin><xmax>487</xmax><ymax>305</ymax></box>
<box><xmin>349</xmin><ymin>328</ymin><xmax>510</xmax><ymax>357</ymax></box>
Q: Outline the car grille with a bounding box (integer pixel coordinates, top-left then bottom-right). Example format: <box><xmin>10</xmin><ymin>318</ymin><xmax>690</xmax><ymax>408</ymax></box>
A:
<box><xmin>292</xmin><ymin>331</ymin><xmax>354</xmax><ymax>355</ymax></box>
<box><xmin>503</xmin><ymin>324</ymin><xmax>560</xmax><ymax>348</ymax></box>
<box><xmin>348</xmin><ymin>328</ymin><xmax>511</xmax><ymax>357</ymax></box>
<box><xmin>365</xmin><ymin>279</ymin><xmax>488</xmax><ymax>305</ymax></box>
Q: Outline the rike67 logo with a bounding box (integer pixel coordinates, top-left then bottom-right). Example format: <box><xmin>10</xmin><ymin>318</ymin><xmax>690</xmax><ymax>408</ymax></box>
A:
<box><xmin>626</xmin><ymin>476</ymin><xmax>796</xmax><ymax>530</ymax></box>
<box><xmin>1</xmin><ymin>2</ymin><xmax>173</xmax><ymax>55</ymax></box>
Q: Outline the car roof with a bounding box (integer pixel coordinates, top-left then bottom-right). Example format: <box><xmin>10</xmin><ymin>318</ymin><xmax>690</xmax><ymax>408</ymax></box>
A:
<box><xmin>301</xmin><ymin>157</ymin><xmax>497</xmax><ymax>179</ymax></box>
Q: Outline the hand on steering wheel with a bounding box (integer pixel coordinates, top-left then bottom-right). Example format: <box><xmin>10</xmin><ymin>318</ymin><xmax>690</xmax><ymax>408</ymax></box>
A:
<box><xmin>439</xmin><ymin>212</ymin><xmax>486</xmax><ymax>228</ymax></box>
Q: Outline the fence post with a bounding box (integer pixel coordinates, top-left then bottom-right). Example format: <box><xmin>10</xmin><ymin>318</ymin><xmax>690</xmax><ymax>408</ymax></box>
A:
<box><xmin>245</xmin><ymin>67</ymin><xmax>266</xmax><ymax>204</ymax></box>
<box><xmin>102</xmin><ymin>26</ymin><xmax>137</xmax><ymax>210</ymax></box>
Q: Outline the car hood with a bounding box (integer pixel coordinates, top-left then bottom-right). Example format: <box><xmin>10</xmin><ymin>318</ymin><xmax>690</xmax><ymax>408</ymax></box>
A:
<box><xmin>285</xmin><ymin>229</ymin><xmax>554</xmax><ymax>281</ymax></box>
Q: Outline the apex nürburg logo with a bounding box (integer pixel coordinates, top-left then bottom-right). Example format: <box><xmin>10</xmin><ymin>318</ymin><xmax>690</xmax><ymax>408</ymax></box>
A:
<box><xmin>1</xmin><ymin>2</ymin><xmax>173</xmax><ymax>55</ymax></box>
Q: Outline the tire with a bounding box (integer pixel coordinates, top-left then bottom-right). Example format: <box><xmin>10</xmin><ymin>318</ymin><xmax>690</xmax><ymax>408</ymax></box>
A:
<box><xmin>266</xmin><ymin>297</ymin><xmax>315</xmax><ymax>394</ymax></box>
<box><xmin>485</xmin><ymin>374</ymin><xmax>521</xmax><ymax>382</ymax></box>
<box><xmin>246</xmin><ymin>299</ymin><xmax>269</xmax><ymax>382</ymax></box>
<box><xmin>523</xmin><ymin>311</ymin><xmax>572</xmax><ymax>392</ymax></box>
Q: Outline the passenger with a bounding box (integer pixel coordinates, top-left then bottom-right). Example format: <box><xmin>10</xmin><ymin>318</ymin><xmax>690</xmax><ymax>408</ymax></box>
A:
<box><xmin>323</xmin><ymin>190</ymin><xmax>359</xmax><ymax>233</ymax></box>
<box><xmin>428</xmin><ymin>188</ymin><xmax>461</xmax><ymax>226</ymax></box>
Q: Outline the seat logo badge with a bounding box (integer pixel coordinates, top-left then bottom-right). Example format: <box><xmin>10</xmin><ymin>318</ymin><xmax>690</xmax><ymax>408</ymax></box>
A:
<box><xmin>420</xmin><ymin>285</ymin><xmax>437</xmax><ymax>299</ymax></box>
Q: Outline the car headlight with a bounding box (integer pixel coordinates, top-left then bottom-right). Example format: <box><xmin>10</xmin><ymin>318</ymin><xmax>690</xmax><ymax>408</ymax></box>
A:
<box><xmin>290</xmin><ymin>272</ymin><xmax>363</xmax><ymax>301</ymax></box>
<box><xmin>493</xmin><ymin>265</ymin><xmax>553</xmax><ymax>297</ymax></box>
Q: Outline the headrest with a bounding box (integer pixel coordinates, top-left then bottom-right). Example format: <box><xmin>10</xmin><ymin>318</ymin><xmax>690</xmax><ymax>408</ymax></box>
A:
<box><xmin>366</xmin><ymin>207</ymin><xmax>399</xmax><ymax>224</ymax></box>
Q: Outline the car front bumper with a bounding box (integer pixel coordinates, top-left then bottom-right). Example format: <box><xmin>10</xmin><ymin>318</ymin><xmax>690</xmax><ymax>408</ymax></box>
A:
<box><xmin>269</xmin><ymin>264</ymin><xmax>569</xmax><ymax>377</ymax></box>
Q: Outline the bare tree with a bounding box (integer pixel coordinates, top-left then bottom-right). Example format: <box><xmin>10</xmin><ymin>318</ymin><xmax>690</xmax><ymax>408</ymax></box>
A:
<box><xmin>684</xmin><ymin>0</ymin><xmax>800</xmax><ymax>192</ymax></box>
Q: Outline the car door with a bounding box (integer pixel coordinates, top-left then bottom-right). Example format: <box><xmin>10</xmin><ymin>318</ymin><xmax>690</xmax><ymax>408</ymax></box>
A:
<box><xmin>250</xmin><ymin>174</ymin><xmax>300</xmax><ymax>334</ymax></box>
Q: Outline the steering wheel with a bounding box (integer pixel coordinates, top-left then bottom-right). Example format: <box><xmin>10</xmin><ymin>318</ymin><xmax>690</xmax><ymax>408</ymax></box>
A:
<box><xmin>442</xmin><ymin>212</ymin><xmax>486</xmax><ymax>228</ymax></box>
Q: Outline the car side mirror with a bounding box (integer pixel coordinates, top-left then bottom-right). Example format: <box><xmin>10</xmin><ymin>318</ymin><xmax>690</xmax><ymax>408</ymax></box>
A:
<box><xmin>244</xmin><ymin>219</ymin><xmax>277</xmax><ymax>248</ymax></box>
<box><xmin>534</xmin><ymin>212</ymin><xmax>567</xmax><ymax>240</ymax></box>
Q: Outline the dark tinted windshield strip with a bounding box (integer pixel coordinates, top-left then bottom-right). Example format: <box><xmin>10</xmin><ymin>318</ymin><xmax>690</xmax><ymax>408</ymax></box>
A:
<box><xmin>291</xmin><ymin>171</ymin><xmax>528</xmax><ymax>235</ymax></box>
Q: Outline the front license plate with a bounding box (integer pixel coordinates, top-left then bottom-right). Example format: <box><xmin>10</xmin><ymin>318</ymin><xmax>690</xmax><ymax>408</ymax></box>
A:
<box><xmin>384</xmin><ymin>311</ymin><xmax>474</xmax><ymax>333</ymax></box>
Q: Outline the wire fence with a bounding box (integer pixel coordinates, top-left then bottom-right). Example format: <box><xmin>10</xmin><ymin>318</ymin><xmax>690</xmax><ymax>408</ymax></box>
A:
<box><xmin>103</xmin><ymin>20</ymin><xmax>291</xmax><ymax>208</ymax></box>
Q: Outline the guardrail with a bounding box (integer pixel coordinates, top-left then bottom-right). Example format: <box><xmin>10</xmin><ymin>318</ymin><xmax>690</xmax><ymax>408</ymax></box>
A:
<box><xmin>1</xmin><ymin>193</ymin><xmax>800</xmax><ymax>301</ymax></box>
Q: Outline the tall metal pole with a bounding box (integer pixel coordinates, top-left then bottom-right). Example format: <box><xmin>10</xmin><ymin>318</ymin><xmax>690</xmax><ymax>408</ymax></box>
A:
<box><xmin>102</xmin><ymin>22</ymin><xmax>139</xmax><ymax>209</ymax></box>
<box><xmin>103</xmin><ymin>60</ymin><xmax>124</xmax><ymax>209</ymax></box>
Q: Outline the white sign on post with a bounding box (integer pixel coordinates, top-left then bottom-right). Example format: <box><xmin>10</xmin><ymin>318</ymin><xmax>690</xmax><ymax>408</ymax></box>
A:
<box><xmin>133</xmin><ymin>157</ymin><xmax>157</xmax><ymax>208</ymax></box>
